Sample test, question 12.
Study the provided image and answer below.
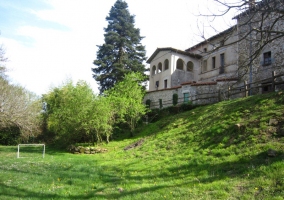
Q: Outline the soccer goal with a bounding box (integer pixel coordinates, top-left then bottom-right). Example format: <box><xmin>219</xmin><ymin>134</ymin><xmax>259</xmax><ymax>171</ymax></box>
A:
<box><xmin>17</xmin><ymin>144</ymin><xmax>45</xmax><ymax>158</ymax></box>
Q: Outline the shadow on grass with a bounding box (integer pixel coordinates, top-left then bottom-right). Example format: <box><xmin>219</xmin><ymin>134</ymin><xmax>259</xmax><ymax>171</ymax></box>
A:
<box><xmin>0</xmin><ymin>146</ymin><xmax>283</xmax><ymax>199</ymax></box>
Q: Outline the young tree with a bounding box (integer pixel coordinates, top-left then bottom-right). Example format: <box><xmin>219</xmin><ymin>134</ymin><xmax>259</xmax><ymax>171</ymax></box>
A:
<box><xmin>92</xmin><ymin>0</ymin><xmax>148</xmax><ymax>94</ymax></box>
<box><xmin>106</xmin><ymin>72</ymin><xmax>148</xmax><ymax>137</ymax></box>
<box><xmin>88</xmin><ymin>96</ymin><xmax>115</xmax><ymax>143</ymax></box>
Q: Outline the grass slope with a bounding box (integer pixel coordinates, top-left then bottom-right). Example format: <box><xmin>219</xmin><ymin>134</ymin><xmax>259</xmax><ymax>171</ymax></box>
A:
<box><xmin>0</xmin><ymin>92</ymin><xmax>284</xmax><ymax>199</ymax></box>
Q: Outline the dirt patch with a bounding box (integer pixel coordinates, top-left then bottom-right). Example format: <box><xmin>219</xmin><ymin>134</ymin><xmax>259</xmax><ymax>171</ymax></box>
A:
<box><xmin>124</xmin><ymin>139</ymin><xmax>145</xmax><ymax>151</ymax></box>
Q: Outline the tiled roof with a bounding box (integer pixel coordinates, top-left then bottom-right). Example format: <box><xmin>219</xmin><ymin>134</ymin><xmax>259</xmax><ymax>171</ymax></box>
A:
<box><xmin>180</xmin><ymin>81</ymin><xmax>196</xmax><ymax>85</ymax></box>
<box><xmin>216</xmin><ymin>77</ymin><xmax>239</xmax><ymax>82</ymax></box>
<box><xmin>146</xmin><ymin>86</ymin><xmax>181</xmax><ymax>93</ymax></box>
<box><xmin>146</xmin><ymin>47</ymin><xmax>202</xmax><ymax>64</ymax></box>
<box><xmin>191</xmin><ymin>82</ymin><xmax>217</xmax><ymax>86</ymax></box>
<box><xmin>185</xmin><ymin>26</ymin><xmax>237</xmax><ymax>52</ymax></box>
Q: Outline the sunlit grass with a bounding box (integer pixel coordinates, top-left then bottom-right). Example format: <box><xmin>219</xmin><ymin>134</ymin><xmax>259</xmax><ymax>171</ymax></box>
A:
<box><xmin>0</xmin><ymin>92</ymin><xmax>284</xmax><ymax>199</ymax></box>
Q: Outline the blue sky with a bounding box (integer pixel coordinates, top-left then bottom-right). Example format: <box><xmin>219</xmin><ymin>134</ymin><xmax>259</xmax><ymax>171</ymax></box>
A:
<box><xmin>0</xmin><ymin>0</ymin><xmax>237</xmax><ymax>95</ymax></box>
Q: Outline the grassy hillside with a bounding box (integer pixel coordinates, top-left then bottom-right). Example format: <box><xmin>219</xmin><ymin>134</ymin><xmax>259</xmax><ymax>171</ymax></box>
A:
<box><xmin>0</xmin><ymin>92</ymin><xmax>284</xmax><ymax>199</ymax></box>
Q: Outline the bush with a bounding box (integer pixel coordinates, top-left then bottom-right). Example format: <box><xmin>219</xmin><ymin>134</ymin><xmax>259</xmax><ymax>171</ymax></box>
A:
<box><xmin>180</xmin><ymin>101</ymin><xmax>194</xmax><ymax>112</ymax></box>
<box><xmin>173</xmin><ymin>94</ymin><xmax>178</xmax><ymax>106</ymax></box>
<box><xmin>146</xmin><ymin>99</ymin><xmax>151</xmax><ymax>108</ymax></box>
<box><xmin>159</xmin><ymin>99</ymin><xmax>163</xmax><ymax>109</ymax></box>
<box><xmin>0</xmin><ymin>127</ymin><xmax>21</xmax><ymax>145</ymax></box>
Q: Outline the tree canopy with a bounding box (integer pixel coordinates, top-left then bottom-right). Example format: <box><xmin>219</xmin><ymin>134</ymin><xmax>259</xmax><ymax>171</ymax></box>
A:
<box><xmin>92</xmin><ymin>0</ymin><xmax>148</xmax><ymax>94</ymax></box>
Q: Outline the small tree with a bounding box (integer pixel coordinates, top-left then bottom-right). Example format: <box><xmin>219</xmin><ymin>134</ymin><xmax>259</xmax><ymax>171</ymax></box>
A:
<box><xmin>88</xmin><ymin>96</ymin><xmax>114</xmax><ymax>143</ymax></box>
<box><xmin>106</xmin><ymin>72</ymin><xmax>148</xmax><ymax>137</ymax></box>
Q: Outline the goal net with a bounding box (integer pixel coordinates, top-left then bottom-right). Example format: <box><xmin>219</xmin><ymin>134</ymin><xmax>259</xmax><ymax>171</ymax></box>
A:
<box><xmin>17</xmin><ymin>144</ymin><xmax>45</xmax><ymax>158</ymax></box>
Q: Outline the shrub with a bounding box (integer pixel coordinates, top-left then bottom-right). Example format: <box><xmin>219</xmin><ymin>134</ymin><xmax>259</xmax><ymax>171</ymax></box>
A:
<box><xmin>180</xmin><ymin>101</ymin><xmax>193</xmax><ymax>111</ymax></box>
<box><xmin>146</xmin><ymin>99</ymin><xmax>151</xmax><ymax>108</ymax></box>
<box><xmin>0</xmin><ymin>126</ymin><xmax>21</xmax><ymax>145</ymax></box>
<box><xmin>159</xmin><ymin>99</ymin><xmax>163</xmax><ymax>109</ymax></box>
<box><xmin>173</xmin><ymin>94</ymin><xmax>178</xmax><ymax>106</ymax></box>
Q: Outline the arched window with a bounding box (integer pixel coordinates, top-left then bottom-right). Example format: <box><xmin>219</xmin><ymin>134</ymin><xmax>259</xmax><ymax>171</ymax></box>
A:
<box><xmin>158</xmin><ymin>62</ymin><xmax>162</xmax><ymax>73</ymax></box>
<box><xmin>176</xmin><ymin>59</ymin><xmax>184</xmax><ymax>70</ymax></box>
<box><xmin>152</xmin><ymin>65</ymin><xmax>156</xmax><ymax>75</ymax></box>
<box><xmin>164</xmin><ymin>59</ymin><xmax>169</xmax><ymax>71</ymax></box>
<box><xmin>187</xmin><ymin>61</ymin><xmax>194</xmax><ymax>72</ymax></box>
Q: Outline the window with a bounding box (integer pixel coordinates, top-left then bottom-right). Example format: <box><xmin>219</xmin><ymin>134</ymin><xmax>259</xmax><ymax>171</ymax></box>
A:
<box><xmin>187</xmin><ymin>61</ymin><xmax>194</xmax><ymax>72</ymax></box>
<box><xmin>212</xmin><ymin>57</ymin><xmax>216</xmax><ymax>69</ymax></box>
<box><xmin>152</xmin><ymin>65</ymin><xmax>156</xmax><ymax>75</ymax></box>
<box><xmin>220</xmin><ymin>53</ymin><xmax>225</xmax><ymax>74</ymax></box>
<box><xmin>176</xmin><ymin>59</ymin><xmax>184</xmax><ymax>70</ymax></box>
<box><xmin>184</xmin><ymin>93</ymin><xmax>189</xmax><ymax>103</ymax></box>
<box><xmin>263</xmin><ymin>51</ymin><xmax>272</xmax><ymax>65</ymax></box>
<box><xmin>164</xmin><ymin>59</ymin><xmax>169</xmax><ymax>70</ymax></box>
<box><xmin>202</xmin><ymin>59</ymin><xmax>207</xmax><ymax>72</ymax></box>
<box><xmin>155</xmin><ymin>81</ymin><xmax>159</xmax><ymax>88</ymax></box>
<box><xmin>164</xmin><ymin>79</ymin><xmax>168</xmax><ymax>89</ymax></box>
<box><xmin>158</xmin><ymin>62</ymin><xmax>162</xmax><ymax>73</ymax></box>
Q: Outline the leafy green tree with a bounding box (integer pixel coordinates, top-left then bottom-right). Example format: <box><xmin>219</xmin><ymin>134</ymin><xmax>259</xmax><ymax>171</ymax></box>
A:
<box><xmin>88</xmin><ymin>96</ymin><xmax>114</xmax><ymax>143</ymax></box>
<box><xmin>43</xmin><ymin>80</ymin><xmax>95</xmax><ymax>145</ymax></box>
<box><xmin>92</xmin><ymin>0</ymin><xmax>148</xmax><ymax>94</ymax></box>
<box><xmin>106</xmin><ymin>72</ymin><xmax>148</xmax><ymax>137</ymax></box>
<box><xmin>43</xmin><ymin>80</ymin><xmax>115</xmax><ymax>145</ymax></box>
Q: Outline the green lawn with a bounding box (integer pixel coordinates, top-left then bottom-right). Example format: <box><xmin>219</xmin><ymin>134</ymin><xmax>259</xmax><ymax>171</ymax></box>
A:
<box><xmin>0</xmin><ymin>92</ymin><xmax>284</xmax><ymax>199</ymax></box>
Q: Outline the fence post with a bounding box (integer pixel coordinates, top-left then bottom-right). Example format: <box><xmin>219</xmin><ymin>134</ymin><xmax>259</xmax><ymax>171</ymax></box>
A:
<box><xmin>244</xmin><ymin>81</ymin><xmax>248</xmax><ymax>97</ymax></box>
<box><xmin>218</xmin><ymin>89</ymin><xmax>221</xmax><ymax>102</ymax></box>
<box><xmin>272</xmin><ymin>71</ymin><xmax>276</xmax><ymax>92</ymax></box>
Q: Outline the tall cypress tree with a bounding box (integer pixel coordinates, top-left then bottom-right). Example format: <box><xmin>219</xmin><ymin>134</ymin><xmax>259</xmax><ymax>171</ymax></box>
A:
<box><xmin>92</xmin><ymin>0</ymin><xmax>148</xmax><ymax>94</ymax></box>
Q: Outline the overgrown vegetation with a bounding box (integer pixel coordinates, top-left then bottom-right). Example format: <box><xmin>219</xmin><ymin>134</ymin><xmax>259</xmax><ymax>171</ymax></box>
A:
<box><xmin>1</xmin><ymin>92</ymin><xmax>283</xmax><ymax>199</ymax></box>
<box><xmin>42</xmin><ymin>72</ymin><xmax>147</xmax><ymax>147</ymax></box>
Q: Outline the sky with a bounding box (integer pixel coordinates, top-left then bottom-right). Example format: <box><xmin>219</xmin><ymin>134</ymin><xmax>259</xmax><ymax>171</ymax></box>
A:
<box><xmin>0</xmin><ymin>0</ymin><xmax>238</xmax><ymax>95</ymax></box>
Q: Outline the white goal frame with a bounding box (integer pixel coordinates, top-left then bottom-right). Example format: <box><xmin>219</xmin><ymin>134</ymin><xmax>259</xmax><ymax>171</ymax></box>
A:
<box><xmin>17</xmin><ymin>144</ymin><xmax>45</xmax><ymax>158</ymax></box>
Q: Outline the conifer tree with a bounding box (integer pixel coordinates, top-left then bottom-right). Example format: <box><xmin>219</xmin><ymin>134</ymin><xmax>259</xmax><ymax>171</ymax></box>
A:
<box><xmin>92</xmin><ymin>0</ymin><xmax>147</xmax><ymax>93</ymax></box>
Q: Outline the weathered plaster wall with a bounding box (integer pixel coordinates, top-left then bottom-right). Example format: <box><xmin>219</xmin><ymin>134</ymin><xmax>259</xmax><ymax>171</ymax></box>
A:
<box><xmin>187</xmin><ymin>29</ymin><xmax>239</xmax><ymax>82</ymax></box>
<box><xmin>149</xmin><ymin>51</ymin><xmax>173</xmax><ymax>91</ymax></box>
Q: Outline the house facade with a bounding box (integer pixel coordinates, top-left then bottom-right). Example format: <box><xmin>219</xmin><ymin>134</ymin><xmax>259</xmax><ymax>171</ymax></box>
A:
<box><xmin>145</xmin><ymin>0</ymin><xmax>284</xmax><ymax>108</ymax></box>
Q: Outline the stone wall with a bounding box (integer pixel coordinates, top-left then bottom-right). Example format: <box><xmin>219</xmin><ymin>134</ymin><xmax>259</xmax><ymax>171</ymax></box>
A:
<box><xmin>144</xmin><ymin>88</ymin><xmax>181</xmax><ymax>109</ymax></box>
<box><xmin>144</xmin><ymin>80</ymin><xmax>245</xmax><ymax>108</ymax></box>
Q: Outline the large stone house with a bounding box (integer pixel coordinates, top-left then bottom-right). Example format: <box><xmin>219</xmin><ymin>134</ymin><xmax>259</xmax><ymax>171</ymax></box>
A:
<box><xmin>144</xmin><ymin>0</ymin><xmax>284</xmax><ymax>108</ymax></box>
